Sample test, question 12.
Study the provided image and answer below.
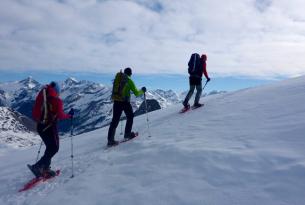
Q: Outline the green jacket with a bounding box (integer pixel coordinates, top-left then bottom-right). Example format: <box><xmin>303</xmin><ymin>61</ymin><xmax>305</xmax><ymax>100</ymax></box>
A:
<box><xmin>121</xmin><ymin>76</ymin><xmax>144</xmax><ymax>102</ymax></box>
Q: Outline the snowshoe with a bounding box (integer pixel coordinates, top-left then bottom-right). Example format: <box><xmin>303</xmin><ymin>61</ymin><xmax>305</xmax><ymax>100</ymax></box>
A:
<box><xmin>19</xmin><ymin>169</ymin><xmax>60</xmax><ymax>192</ymax></box>
<box><xmin>180</xmin><ymin>104</ymin><xmax>190</xmax><ymax>113</ymax></box>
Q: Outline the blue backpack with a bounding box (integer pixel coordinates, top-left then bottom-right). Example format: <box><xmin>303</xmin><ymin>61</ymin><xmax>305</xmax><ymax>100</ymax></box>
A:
<box><xmin>188</xmin><ymin>53</ymin><xmax>202</xmax><ymax>76</ymax></box>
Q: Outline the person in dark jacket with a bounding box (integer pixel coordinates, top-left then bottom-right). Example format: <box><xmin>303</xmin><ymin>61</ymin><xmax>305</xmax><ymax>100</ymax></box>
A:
<box><xmin>183</xmin><ymin>54</ymin><xmax>210</xmax><ymax>109</ymax></box>
<box><xmin>107</xmin><ymin>68</ymin><xmax>146</xmax><ymax>146</ymax></box>
<box><xmin>29</xmin><ymin>81</ymin><xmax>73</xmax><ymax>177</ymax></box>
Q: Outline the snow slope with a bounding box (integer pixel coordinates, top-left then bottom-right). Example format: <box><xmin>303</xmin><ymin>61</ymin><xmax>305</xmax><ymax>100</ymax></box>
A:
<box><xmin>1</xmin><ymin>76</ymin><xmax>305</xmax><ymax>205</ymax></box>
<box><xmin>0</xmin><ymin>107</ymin><xmax>39</xmax><ymax>149</ymax></box>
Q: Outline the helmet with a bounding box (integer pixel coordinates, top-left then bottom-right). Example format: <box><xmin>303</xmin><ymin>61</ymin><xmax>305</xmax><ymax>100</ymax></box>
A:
<box><xmin>50</xmin><ymin>81</ymin><xmax>61</xmax><ymax>94</ymax></box>
<box><xmin>124</xmin><ymin>67</ymin><xmax>132</xmax><ymax>76</ymax></box>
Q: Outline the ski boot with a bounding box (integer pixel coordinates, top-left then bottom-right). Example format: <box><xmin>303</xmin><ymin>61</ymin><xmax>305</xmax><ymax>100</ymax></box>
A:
<box><xmin>42</xmin><ymin>167</ymin><xmax>57</xmax><ymax>178</ymax></box>
<box><xmin>107</xmin><ymin>140</ymin><xmax>119</xmax><ymax>147</ymax></box>
<box><xmin>193</xmin><ymin>103</ymin><xmax>203</xmax><ymax>109</ymax></box>
<box><xmin>27</xmin><ymin>164</ymin><xmax>43</xmax><ymax>178</ymax></box>
<box><xmin>124</xmin><ymin>132</ymin><xmax>138</xmax><ymax>140</ymax></box>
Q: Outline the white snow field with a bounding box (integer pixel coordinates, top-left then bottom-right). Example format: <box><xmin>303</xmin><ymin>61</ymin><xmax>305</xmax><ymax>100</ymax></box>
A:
<box><xmin>0</xmin><ymin>76</ymin><xmax>305</xmax><ymax>205</ymax></box>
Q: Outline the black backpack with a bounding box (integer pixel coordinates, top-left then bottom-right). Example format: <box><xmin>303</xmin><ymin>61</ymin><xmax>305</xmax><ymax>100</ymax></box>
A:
<box><xmin>188</xmin><ymin>53</ymin><xmax>202</xmax><ymax>76</ymax></box>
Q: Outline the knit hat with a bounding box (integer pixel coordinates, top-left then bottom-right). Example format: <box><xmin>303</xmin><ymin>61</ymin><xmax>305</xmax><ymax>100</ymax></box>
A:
<box><xmin>201</xmin><ymin>54</ymin><xmax>207</xmax><ymax>61</ymax></box>
<box><xmin>50</xmin><ymin>81</ymin><xmax>61</xmax><ymax>94</ymax></box>
<box><xmin>124</xmin><ymin>67</ymin><xmax>132</xmax><ymax>76</ymax></box>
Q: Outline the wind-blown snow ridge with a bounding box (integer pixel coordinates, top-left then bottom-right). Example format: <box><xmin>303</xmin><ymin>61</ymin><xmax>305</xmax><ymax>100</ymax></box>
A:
<box><xmin>0</xmin><ymin>76</ymin><xmax>305</xmax><ymax>205</ymax></box>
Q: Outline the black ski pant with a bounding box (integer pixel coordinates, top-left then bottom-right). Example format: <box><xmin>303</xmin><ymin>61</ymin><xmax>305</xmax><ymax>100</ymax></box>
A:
<box><xmin>35</xmin><ymin>123</ymin><xmax>59</xmax><ymax>169</ymax></box>
<box><xmin>108</xmin><ymin>101</ymin><xmax>134</xmax><ymax>142</ymax></box>
<box><xmin>183</xmin><ymin>76</ymin><xmax>203</xmax><ymax>106</ymax></box>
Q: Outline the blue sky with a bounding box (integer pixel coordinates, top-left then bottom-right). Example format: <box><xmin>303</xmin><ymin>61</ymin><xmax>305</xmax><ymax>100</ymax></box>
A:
<box><xmin>0</xmin><ymin>70</ymin><xmax>278</xmax><ymax>93</ymax></box>
<box><xmin>0</xmin><ymin>0</ymin><xmax>304</xmax><ymax>91</ymax></box>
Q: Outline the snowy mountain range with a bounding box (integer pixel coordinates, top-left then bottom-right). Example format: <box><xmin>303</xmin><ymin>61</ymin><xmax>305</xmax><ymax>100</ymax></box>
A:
<box><xmin>0</xmin><ymin>75</ymin><xmax>304</xmax><ymax>205</ymax></box>
<box><xmin>0</xmin><ymin>77</ymin><xmax>182</xmax><ymax>138</ymax></box>
<box><xmin>0</xmin><ymin>77</ymin><xmax>225</xmax><ymax>148</ymax></box>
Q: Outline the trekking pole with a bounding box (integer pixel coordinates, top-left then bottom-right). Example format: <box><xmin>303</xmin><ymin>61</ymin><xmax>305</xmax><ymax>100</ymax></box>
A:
<box><xmin>70</xmin><ymin>117</ymin><xmax>74</xmax><ymax>178</ymax></box>
<box><xmin>120</xmin><ymin>121</ymin><xmax>123</xmax><ymax>135</ymax></box>
<box><xmin>202</xmin><ymin>80</ymin><xmax>209</xmax><ymax>90</ymax></box>
<box><xmin>35</xmin><ymin>141</ymin><xmax>43</xmax><ymax>162</ymax></box>
<box><xmin>144</xmin><ymin>93</ymin><xmax>151</xmax><ymax>137</ymax></box>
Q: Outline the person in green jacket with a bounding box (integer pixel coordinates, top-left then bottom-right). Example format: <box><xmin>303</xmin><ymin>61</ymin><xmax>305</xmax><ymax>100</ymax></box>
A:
<box><xmin>107</xmin><ymin>67</ymin><xmax>146</xmax><ymax>146</ymax></box>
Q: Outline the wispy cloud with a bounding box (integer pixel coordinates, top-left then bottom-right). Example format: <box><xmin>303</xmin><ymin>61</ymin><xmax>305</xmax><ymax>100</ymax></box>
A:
<box><xmin>0</xmin><ymin>0</ymin><xmax>305</xmax><ymax>78</ymax></box>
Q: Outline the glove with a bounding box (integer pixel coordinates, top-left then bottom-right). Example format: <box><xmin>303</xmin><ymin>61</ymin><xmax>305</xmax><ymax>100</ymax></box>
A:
<box><xmin>207</xmin><ymin>77</ymin><xmax>211</xmax><ymax>82</ymax></box>
<box><xmin>141</xmin><ymin>87</ymin><xmax>147</xmax><ymax>93</ymax></box>
<box><xmin>68</xmin><ymin>108</ymin><xmax>74</xmax><ymax>117</ymax></box>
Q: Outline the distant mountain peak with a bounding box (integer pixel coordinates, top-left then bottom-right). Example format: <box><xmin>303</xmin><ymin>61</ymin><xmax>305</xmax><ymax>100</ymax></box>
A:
<box><xmin>19</xmin><ymin>77</ymin><xmax>40</xmax><ymax>89</ymax></box>
<box><xmin>63</xmin><ymin>77</ymin><xmax>79</xmax><ymax>87</ymax></box>
<box><xmin>66</xmin><ymin>77</ymin><xmax>78</xmax><ymax>82</ymax></box>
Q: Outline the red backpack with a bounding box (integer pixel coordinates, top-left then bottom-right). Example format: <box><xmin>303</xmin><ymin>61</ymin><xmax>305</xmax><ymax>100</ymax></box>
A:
<box><xmin>32</xmin><ymin>86</ymin><xmax>57</xmax><ymax>124</ymax></box>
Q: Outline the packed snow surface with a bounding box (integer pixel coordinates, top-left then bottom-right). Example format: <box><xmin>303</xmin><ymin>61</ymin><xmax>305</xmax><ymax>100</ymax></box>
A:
<box><xmin>1</xmin><ymin>76</ymin><xmax>305</xmax><ymax>205</ymax></box>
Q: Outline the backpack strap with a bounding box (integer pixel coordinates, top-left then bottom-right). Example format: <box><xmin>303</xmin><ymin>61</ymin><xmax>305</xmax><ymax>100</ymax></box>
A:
<box><xmin>117</xmin><ymin>73</ymin><xmax>125</xmax><ymax>96</ymax></box>
<box><xmin>42</xmin><ymin>88</ymin><xmax>48</xmax><ymax>124</ymax></box>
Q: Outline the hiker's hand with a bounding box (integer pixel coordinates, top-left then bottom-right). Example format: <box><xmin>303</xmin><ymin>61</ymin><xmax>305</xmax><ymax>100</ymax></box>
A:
<box><xmin>207</xmin><ymin>77</ymin><xmax>211</xmax><ymax>82</ymax></box>
<box><xmin>68</xmin><ymin>108</ymin><xmax>74</xmax><ymax>117</ymax></box>
<box><xmin>141</xmin><ymin>87</ymin><xmax>147</xmax><ymax>93</ymax></box>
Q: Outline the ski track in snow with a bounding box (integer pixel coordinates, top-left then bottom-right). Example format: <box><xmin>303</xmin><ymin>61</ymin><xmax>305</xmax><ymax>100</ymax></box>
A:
<box><xmin>1</xmin><ymin>76</ymin><xmax>305</xmax><ymax>205</ymax></box>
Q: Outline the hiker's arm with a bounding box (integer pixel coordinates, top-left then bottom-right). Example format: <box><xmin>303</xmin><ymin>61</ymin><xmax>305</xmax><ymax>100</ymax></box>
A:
<box><xmin>56</xmin><ymin>99</ymin><xmax>72</xmax><ymax>120</ymax></box>
<box><xmin>128</xmin><ymin>79</ymin><xmax>144</xmax><ymax>97</ymax></box>
<box><xmin>202</xmin><ymin>62</ymin><xmax>209</xmax><ymax>79</ymax></box>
